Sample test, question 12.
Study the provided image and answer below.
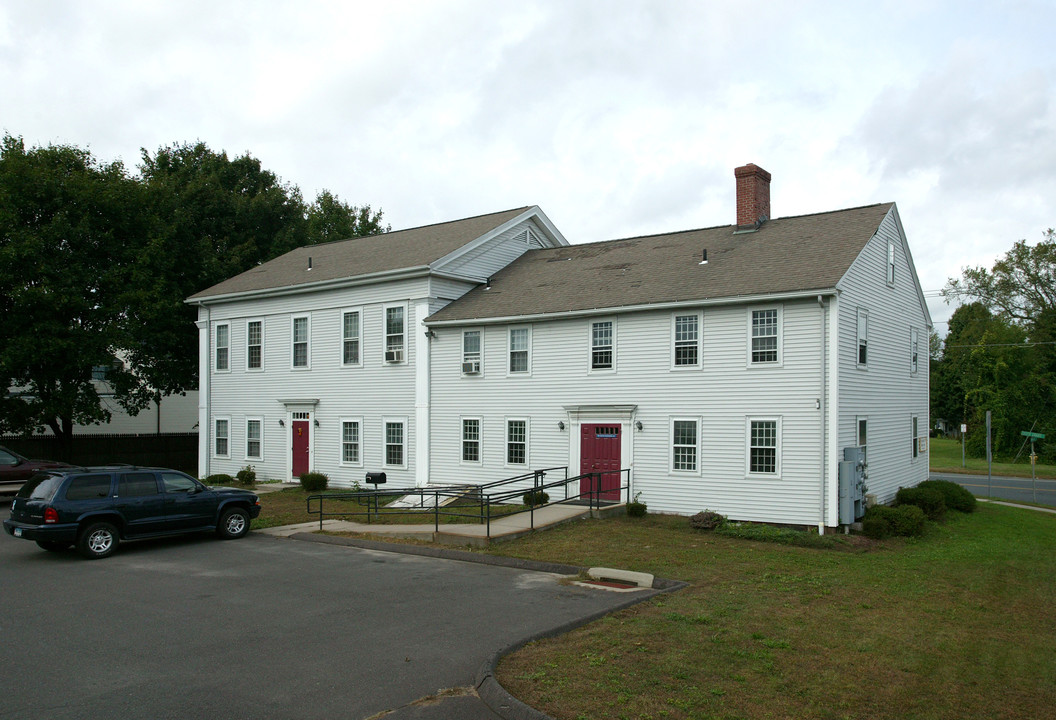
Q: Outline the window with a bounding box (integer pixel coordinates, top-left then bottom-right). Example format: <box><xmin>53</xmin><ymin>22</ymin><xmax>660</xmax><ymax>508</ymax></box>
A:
<box><xmin>509</xmin><ymin>327</ymin><xmax>530</xmax><ymax>374</ymax></box>
<box><xmin>341</xmin><ymin>420</ymin><xmax>361</xmax><ymax>465</ymax></box>
<box><xmin>462</xmin><ymin>330</ymin><xmax>481</xmax><ymax>375</ymax></box>
<box><xmin>673</xmin><ymin>313</ymin><xmax>700</xmax><ymax>367</ymax></box>
<box><xmin>118</xmin><ymin>473</ymin><xmax>160</xmax><ymax>497</ymax></box>
<box><xmin>384</xmin><ymin>420</ymin><xmax>405</xmax><ymax>467</ymax></box>
<box><xmin>506</xmin><ymin>419</ymin><xmax>527</xmax><ymax>466</ymax></box>
<box><xmin>462</xmin><ymin>418</ymin><xmax>481</xmax><ymax>463</ymax></box>
<box><xmin>911</xmin><ymin>327</ymin><xmax>919</xmax><ymax>375</ymax></box>
<box><xmin>887</xmin><ymin>240</ymin><xmax>896</xmax><ymax>285</ymax></box>
<box><xmin>748</xmin><ymin>419</ymin><xmax>779</xmax><ymax>475</ymax></box>
<box><xmin>385</xmin><ymin>306</ymin><xmax>405</xmax><ymax>363</ymax></box>
<box><xmin>751</xmin><ymin>309</ymin><xmax>779</xmax><ymax>364</ymax></box>
<box><xmin>672</xmin><ymin>419</ymin><xmax>698</xmax><ymax>472</ymax></box>
<box><xmin>247</xmin><ymin>320</ymin><xmax>263</xmax><ymax>370</ymax></box>
<box><xmin>342</xmin><ymin>310</ymin><xmax>361</xmax><ymax>366</ymax></box>
<box><xmin>161</xmin><ymin>471</ymin><xmax>198</xmax><ymax>493</ymax></box>
<box><xmin>215</xmin><ymin>324</ymin><xmax>230</xmax><ymax>371</ymax></box>
<box><xmin>246</xmin><ymin>419</ymin><xmax>262</xmax><ymax>460</ymax></box>
<box><xmin>214</xmin><ymin>418</ymin><xmax>230</xmax><ymax>457</ymax></box>
<box><xmin>65</xmin><ymin>474</ymin><xmax>112</xmax><ymax>500</ymax></box>
<box><xmin>292</xmin><ymin>316</ymin><xmax>309</xmax><ymax>368</ymax></box>
<box><xmin>857</xmin><ymin>417</ymin><xmax>868</xmax><ymax>464</ymax></box>
<box><xmin>912</xmin><ymin>416</ymin><xmax>919</xmax><ymax>459</ymax></box>
<box><xmin>591</xmin><ymin>320</ymin><xmax>613</xmax><ymax>370</ymax></box>
<box><xmin>857</xmin><ymin>309</ymin><xmax>868</xmax><ymax>367</ymax></box>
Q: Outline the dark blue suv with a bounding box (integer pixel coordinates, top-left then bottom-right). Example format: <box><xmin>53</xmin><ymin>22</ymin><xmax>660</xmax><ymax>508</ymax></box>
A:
<box><xmin>3</xmin><ymin>467</ymin><xmax>261</xmax><ymax>559</ymax></box>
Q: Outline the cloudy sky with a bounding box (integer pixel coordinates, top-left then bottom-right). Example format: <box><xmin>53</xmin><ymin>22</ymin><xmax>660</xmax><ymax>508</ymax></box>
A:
<box><xmin>3</xmin><ymin>0</ymin><xmax>1054</xmax><ymax>332</ymax></box>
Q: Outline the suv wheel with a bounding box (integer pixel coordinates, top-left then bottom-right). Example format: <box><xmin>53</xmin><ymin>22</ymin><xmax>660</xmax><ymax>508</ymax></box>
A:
<box><xmin>77</xmin><ymin>522</ymin><xmax>119</xmax><ymax>559</ymax></box>
<box><xmin>217</xmin><ymin>507</ymin><xmax>250</xmax><ymax>539</ymax></box>
<box><xmin>36</xmin><ymin>540</ymin><xmax>71</xmax><ymax>553</ymax></box>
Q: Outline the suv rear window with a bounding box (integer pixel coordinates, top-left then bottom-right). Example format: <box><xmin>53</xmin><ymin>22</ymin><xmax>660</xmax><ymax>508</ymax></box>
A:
<box><xmin>65</xmin><ymin>474</ymin><xmax>113</xmax><ymax>501</ymax></box>
<box><xmin>16</xmin><ymin>473</ymin><xmax>64</xmax><ymax>500</ymax></box>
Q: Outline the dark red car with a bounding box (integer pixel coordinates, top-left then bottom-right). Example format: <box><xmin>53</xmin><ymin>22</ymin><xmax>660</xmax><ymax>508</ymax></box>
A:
<box><xmin>0</xmin><ymin>446</ymin><xmax>72</xmax><ymax>490</ymax></box>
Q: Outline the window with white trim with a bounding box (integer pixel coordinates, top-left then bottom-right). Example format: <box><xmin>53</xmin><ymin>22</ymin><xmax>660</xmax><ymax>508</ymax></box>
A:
<box><xmin>673</xmin><ymin>313</ymin><xmax>700</xmax><ymax>367</ymax></box>
<box><xmin>246</xmin><ymin>320</ymin><xmax>263</xmax><ymax>370</ymax></box>
<box><xmin>462</xmin><ymin>330</ymin><xmax>481</xmax><ymax>375</ymax></box>
<box><xmin>591</xmin><ymin>320</ymin><xmax>613</xmax><ymax>370</ymax></box>
<box><xmin>384</xmin><ymin>419</ymin><xmax>405</xmax><ymax>468</ymax></box>
<box><xmin>857</xmin><ymin>308</ymin><xmax>868</xmax><ymax>367</ymax></box>
<box><xmin>341</xmin><ymin>420</ymin><xmax>361</xmax><ymax>465</ymax></box>
<box><xmin>245</xmin><ymin>418</ymin><xmax>262</xmax><ymax>460</ymax></box>
<box><xmin>462</xmin><ymin>418</ymin><xmax>481</xmax><ymax>464</ymax></box>
<box><xmin>751</xmin><ymin>309</ymin><xmax>779</xmax><ymax>364</ymax></box>
<box><xmin>671</xmin><ymin>419</ymin><xmax>698</xmax><ymax>472</ymax></box>
<box><xmin>509</xmin><ymin>327</ymin><xmax>530</xmax><ymax>374</ymax></box>
<box><xmin>385</xmin><ymin>306</ymin><xmax>405</xmax><ymax>363</ymax></box>
<box><xmin>292</xmin><ymin>315</ymin><xmax>310</xmax><ymax>368</ymax></box>
<box><xmin>887</xmin><ymin>239</ymin><xmax>896</xmax><ymax>285</ymax></box>
<box><xmin>506</xmin><ymin>419</ymin><xmax>527</xmax><ymax>466</ymax></box>
<box><xmin>214</xmin><ymin>418</ymin><xmax>229</xmax><ymax>458</ymax></box>
<box><xmin>215</xmin><ymin>324</ymin><xmax>230</xmax><ymax>371</ymax></box>
<box><xmin>343</xmin><ymin>310</ymin><xmax>361</xmax><ymax>366</ymax></box>
<box><xmin>748</xmin><ymin>418</ymin><xmax>779</xmax><ymax>475</ymax></box>
<box><xmin>857</xmin><ymin>416</ymin><xmax>868</xmax><ymax>464</ymax></box>
<box><xmin>912</xmin><ymin>416</ymin><xmax>919</xmax><ymax>459</ymax></box>
<box><xmin>911</xmin><ymin>327</ymin><xmax>919</xmax><ymax>375</ymax></box>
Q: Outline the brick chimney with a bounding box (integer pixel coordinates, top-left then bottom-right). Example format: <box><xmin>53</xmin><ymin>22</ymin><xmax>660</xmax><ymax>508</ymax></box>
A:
<box><xmin>734</xmin><ymin>163</ymin><xmax>771</xmax><ymax>229</ymax></box>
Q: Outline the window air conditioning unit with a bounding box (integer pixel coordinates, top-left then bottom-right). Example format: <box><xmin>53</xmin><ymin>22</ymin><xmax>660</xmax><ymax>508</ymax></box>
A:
<box><xmin>462</xmin><ymin>361</ymin><xmax>480</xmax><ymax>375</ymax></box>
<box><xmin>385</xmin><ymin>350</ymin><xmax>403</xmax><ymax>363</ymax></box>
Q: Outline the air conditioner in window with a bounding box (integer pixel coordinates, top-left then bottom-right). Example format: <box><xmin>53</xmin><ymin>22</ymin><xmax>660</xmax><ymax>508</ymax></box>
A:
<box><xmin>461</xmin><ymin>361</ymin><xmax>480</xmax><ymax>375</ymax></box>
<box><xmin>384</xmin><ymin>350</ymin><xmax>403</xmax><ymax>363</ymax></box>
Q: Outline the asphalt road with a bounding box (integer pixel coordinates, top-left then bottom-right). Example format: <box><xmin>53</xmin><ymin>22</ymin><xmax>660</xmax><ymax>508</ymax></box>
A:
<box><xmin>931</xmin><ymin>471</ymin><xmax>1056</xmax><ymax>505</ymax></box>
<box><xmin>0</xmin><ymin>510</ymin><xmax>656</xmax><ymax>720</ymax></box>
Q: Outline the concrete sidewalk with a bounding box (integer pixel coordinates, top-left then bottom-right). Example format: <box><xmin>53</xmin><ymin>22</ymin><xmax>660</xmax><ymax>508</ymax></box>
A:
<box><xmin>257</xmin><ymin>501</ymin><xmax>617</xmax><ymax>546</ymax></box>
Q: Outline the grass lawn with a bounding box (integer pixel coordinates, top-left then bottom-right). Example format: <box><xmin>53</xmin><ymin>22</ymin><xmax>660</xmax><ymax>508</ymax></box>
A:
<box><xmin>490</xmin><ymin>506</ymin><xmax>1056</xmax><ymax>720</ymax></box>
<box><xmin>930</xmin><ymin>436</ymin><xmax>1056</xmax><ymax>478</ymax></box>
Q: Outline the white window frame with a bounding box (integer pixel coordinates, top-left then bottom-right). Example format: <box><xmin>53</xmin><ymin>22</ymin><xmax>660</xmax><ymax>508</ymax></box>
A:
<box><xmin>746</xmin><ymin>417</ymin><xmax>781</xmax><ymax>478</ymax></box>
<box><xmin>887</xmin><ymin>239</ymin><xmax>896</xmax><ymax>286</ymax></box>
<box><xmin>383</xmin><ymin>303</ymin><xmax>407</xmax><ymax>365</ymax></box>
<box><xmin>857</xmin><ymin>308</ymin><xmax>868</xmax><ymax>369</ymax></box>
<box><xmin>461</xmin><ymin>329</ymin><xmax>482</xmax><ymax>376</ymax></box>
<box><xmin>910</xmin><ymin>327</ymin><xmax>919</xmax><ymax>375</ymax></box>
<box><xmin>246</xmin><ymin>319</ymin><xmax>263</xmax><ymax>372</ymax></box>
<box><xmin>508</xmin><ymin>325</ymin><xmax>532</xmax><ymax>376</ymax></box>
<box><xmin>382</xmin><ymin>417</ymin><xmax>407</xmax><ymax>469</ymax></box>
<box><xmin>245</xmin><ymin>417</ymin><xmax>263</xmax><ymax>461</ymax></box>
<box><xmin>342</xmin><ymin>308</ymin><xmax>362</xmax><ymax>368</ymax></box>
<box><xmin>857</xmin><ymin>416</ymin><xmax>868</xmax><ymax>465</ymax></box>
<box><xmin>911</xmin><ymin>415</ymin><xmax>920</xmax><ymax>460</ymax></box>
<box><xmin>215</xmin><ymin>323</ymin><xmax>230</xmax><ymax>372</ymax></box>
<box><xmin>505</xmin><ymin>417</ymin><xmax>529</xmax><ymax>467</ymax></box>
<box><xmin>292</xmin><ymin>314</ymin><xmax>311</xmax><ymax>369</ymax></box>
<box><xmin>672</xmin><ymin>311</ymin><xmax>702</xmax><ymax>369</ymax></box>
<box><xmin>669</xmin><ymin>417</ymin><xmax>700</xmax><ymax>474</ymax></box>
<box><xmin>339</xmin><ymin>417</ymin><xmax>363</xmax><ymax>467</ymax></box>
<box><xmin>461</xmin><ymin>416</ymin><xmax>482</xmax><ymax>466</ymax></box>
<box><xmin>213</xmin><ymin>416</ymin><xmax>230</xmax><ymax>459</ymax></box>
<box><xmin>589</xmin><ymin>318</ymin><xmax>616</xmax><ymax>373</ymax></box>
<box><xmin>748</xmin><ymin>306</ymin><xmax>782</xmax><ymax>366</ymax></box>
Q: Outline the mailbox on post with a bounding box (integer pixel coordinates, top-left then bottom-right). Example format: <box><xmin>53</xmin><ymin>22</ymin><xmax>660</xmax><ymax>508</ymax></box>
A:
<box><xmin>365</xmin><ymin>471</ymin><xmax>387</xmax><ymax>488</ymax></box>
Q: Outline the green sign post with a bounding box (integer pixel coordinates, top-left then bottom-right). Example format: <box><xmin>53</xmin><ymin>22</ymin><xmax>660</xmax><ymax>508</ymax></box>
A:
<box><xmin>1020</xmin><ymin>431</ymin><xmax>1045</xmax><ymax>502</ymax></box>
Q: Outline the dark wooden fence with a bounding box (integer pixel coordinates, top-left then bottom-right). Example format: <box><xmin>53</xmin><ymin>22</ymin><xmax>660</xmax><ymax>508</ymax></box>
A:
<box><xmin>0</xmin><ymin>433</ymin><xmax>198</xmax><ymax>476</ymax></box>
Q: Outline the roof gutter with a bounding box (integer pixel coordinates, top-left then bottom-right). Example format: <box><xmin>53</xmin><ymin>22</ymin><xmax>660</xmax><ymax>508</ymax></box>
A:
<box><xmin>185</xmin><ymin>266</ymin><xmax>433</xmax><ymax>306</ymax></box>
<box><xmin>425</xmin><ymin>288</ymin><xmax>840</xmax><ymax>327</ymax></box>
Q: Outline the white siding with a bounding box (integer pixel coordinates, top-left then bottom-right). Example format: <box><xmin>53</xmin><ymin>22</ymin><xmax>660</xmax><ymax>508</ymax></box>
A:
<box><xmin>836</xmin><ymin>207</ymin><xmax>930</xmax><ymax>505</ymax></box>
<box><xmin>440</xmin><ymin>219</ymin><xmax>553</xmax><ymax>280</ymax></box>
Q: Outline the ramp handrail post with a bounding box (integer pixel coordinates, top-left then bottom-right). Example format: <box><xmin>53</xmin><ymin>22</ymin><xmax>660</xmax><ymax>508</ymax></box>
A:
<box><xmin>435</xmin><ymin>490</ymin><xmax>439</xmax><ymax>533</ymax></box>
<box><xmin>486</xmin><ymin>497</ymin><xmax>491</xmax><ymax>539</ymax></box>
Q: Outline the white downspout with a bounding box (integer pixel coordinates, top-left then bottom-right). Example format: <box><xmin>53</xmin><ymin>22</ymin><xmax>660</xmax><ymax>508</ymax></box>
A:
<box><xmin>415</xmin><ymin>299</ymin><xmax>432</xmax><ymax>488</ymax></box>
<box><xmin>818</xmin><ymin>295</ymin><xmax>826</xmax><ymax>534</ymax></box>
<box><xmin>195</xmin><ymin>304</ymin><xmax>211</xmax><ymax>479</ymax></box>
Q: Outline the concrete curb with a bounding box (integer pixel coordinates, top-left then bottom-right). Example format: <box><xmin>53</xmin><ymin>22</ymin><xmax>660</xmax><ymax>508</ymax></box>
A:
<box><xmin>279</xmin><ymin>531</ymin><xmax>689</xmax><ymax>720</ymax></box>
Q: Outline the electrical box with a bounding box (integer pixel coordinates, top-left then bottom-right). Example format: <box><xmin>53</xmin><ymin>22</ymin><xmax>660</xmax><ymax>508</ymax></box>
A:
<box><xmin>838</xmin><ymin>446</ymin><xmax>867</xmax><ymax>524</ymax></box>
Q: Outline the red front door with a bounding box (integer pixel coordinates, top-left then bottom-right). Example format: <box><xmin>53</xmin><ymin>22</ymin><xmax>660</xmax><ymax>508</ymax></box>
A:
<box><xmin>580</xmin><ymin>424</ymin><xmax>622</xmax><ymax>502</ymax></box>
<box><xmin>292</xmin><ymin>420</ymin><xmax>310</xmax><ymax>477</ymax></box>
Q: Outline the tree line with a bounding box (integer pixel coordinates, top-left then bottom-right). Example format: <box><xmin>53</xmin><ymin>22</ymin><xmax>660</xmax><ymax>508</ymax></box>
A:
<box><xmin>935</xmin><ymin>230</ymin><xmax>1056</xmax><ymax>462</ymax></box>
<box><xmin>0</xmin><ymin>134</ymin><xmax>387</xmax><ymax>458</ymax></box>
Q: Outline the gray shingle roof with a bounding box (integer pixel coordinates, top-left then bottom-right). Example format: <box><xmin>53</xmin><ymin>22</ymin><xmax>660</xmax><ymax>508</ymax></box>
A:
<box><xmin>188</xmin><ymin>207</ymin><xmax>532</xmax><ymax>300</ymax></box>
<box><xmin>427</xmin><ymin>203</ymin><xmax>894</xmax><ymax>323</ymax></box>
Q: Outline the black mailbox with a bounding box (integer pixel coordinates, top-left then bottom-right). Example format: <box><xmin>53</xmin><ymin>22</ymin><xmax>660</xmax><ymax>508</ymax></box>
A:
<box><xmin>365</xmin><ymin>472</ymin><xmax>387</xmax><ymax>486</ymax></box>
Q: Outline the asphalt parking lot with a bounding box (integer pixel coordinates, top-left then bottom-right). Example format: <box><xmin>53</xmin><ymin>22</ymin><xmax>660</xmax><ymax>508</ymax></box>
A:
<box><xmin>0</xmin><ymin>509</ymin><xmax>659</xmax><ymax>719</ymax></box>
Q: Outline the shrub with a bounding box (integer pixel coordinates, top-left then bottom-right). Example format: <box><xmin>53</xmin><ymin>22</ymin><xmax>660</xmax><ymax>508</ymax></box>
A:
<box><xmin>863</xmin><ymin>504</ymin><xmax>926</xmax><ymax>538</ymax></box>
<box><xmin>204</xmin><ymin>473</ymin><xmax>235</xmax><ymax>486</ymax></box>
<box><xmin>896</xmin><ymin>486</ymin><xmax>946</xmax><ymax>521</ymax></box>
<box><xmin>299</xmin><ymin>472</ymin><xmax>329</xmax><ymax>492</ymax></box>
<box><xmin>627</xmin><ymin>493</ymin><xmax>648</xmax><ymax>517</ymax></box>
<box><xmin>918</xmin><ymin>479</ymin><xmax>977</xmax><ymax>513</ymax></box>
<box><xmin>690</xmin><ymin>510</ymin><xmax>727</xmax><ymax>531</ymax></box>
<box><xmin>862</xmin><ymin>514</ymin><xmax>893</xmax><ymax>539</ymax></box>
<box><xmin>523</xmin><ymin>490</ymin><xmax>549</xmax><ymax>507</ymax></box>
<box><xmin>236</xmin><ymin>465</ymin><xmax>256</xmax><ymax>486</ymax></box>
